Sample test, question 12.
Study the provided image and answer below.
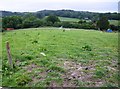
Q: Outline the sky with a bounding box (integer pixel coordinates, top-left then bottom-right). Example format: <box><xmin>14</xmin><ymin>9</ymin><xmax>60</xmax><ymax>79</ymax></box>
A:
<box><xmin>0</xmin><ymin>0</ymin><xmax>119</xmax><ymax>13</ymax></box>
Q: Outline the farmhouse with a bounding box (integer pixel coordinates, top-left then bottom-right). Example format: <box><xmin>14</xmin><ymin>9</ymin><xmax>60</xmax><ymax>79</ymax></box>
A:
<box><xmin>6</xmin><ymin>28</ymin><xmax>14</xmax><ymax>31</ymax></box>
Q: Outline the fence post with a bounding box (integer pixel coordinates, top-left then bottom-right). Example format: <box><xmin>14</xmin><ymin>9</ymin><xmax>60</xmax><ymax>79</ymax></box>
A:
<box><xmin>6</xmin><ymin>41</ymin><xmax>13</xmax><ymax>69</ymax></box>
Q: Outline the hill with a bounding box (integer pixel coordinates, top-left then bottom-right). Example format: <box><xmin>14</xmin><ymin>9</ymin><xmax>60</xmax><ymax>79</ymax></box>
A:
<box><xmin>0</xmin><ymin>10</ymin><xmax>119</xmax><ymax>20</ymax></box>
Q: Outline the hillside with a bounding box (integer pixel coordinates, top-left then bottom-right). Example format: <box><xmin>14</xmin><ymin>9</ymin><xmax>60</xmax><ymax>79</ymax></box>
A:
<box><xmin>2</xmin><ymin>27</ymin><xmax>118</xmax><ymax>87</ymax></box>
<box><xmin>109</xmin><ymin>20</ymin><xmax>119</xmax><ymax>26</ymax></box>
<box><xmin>43</xmin><ymin>16</ymin><xmax>80</xmax><ymax>22</ymax></box>
<box><xmin>58</xmin><ymin>17</ymin><xmax>80</xmax><ymax>22</ymax></box>
<box><xmin>0</xmin><ymin>10</ymin><xmax>119</xmax><ymax>20</ymax></box>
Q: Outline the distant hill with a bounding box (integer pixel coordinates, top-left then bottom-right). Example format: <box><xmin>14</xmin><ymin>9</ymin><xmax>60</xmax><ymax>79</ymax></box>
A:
<box><xmin>0</xmin><ymin>11</ymin><xmax>24</xmax><ymax>17</ymax></box>
<box><xmin>0</xmin><ymin>10</ymin><xmax>119</xmax><ymax>20</ymax></box>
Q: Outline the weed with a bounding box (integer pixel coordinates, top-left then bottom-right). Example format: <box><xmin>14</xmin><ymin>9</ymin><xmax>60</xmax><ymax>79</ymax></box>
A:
<box><xmin>47</xmin><ymin>64</ymin><xmax>65</xmax><ymax>73</ymax></box>
<box><xmin>32</xmin><ymin>40</ymin><xmax>38</xmax><ymax>44</ymax></box>
<box><xmin>82</xmin><ymin>45</ymin><xmax>92</xmax><ymax>51</ymax></box>
<box><xmin>15</xmin><ymin>74</ymin><xmax>32</xmax><ymax>86</ymax></box>
<box><xmin>40</xmin><ymin>47</ymin><xmax>47</xmax><ymax>51</ymax></box>
<box><xmin>94</xmin><ymin>67</ymin><xmax>108</xmax><ymax>78</ymax></box>
<box><xmin>22</xmin><ymin>54</ymin><xmax>33</xmax><ymax>60</ymax></box>
<box><xmin>18</xmin><ymin>61</ymin><xmax>28</xmax><ymax>66</ymax></box>
<box><xmin>39</xmin><ymin>59</ymin><xmax>50</xmax><ymax>66</ymax></box>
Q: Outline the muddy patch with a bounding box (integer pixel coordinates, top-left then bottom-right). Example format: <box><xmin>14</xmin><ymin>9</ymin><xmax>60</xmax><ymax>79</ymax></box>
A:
<box><xmin>22</xmin><ymin>58</ymin><xmax>118</xmax><ymax>87</ymax></box>
<box><xmin>61</xmin><ymin>60</ymin><xmax>96</xmax><ymax>87</ymax></box>
<box><xmin>59</xmin><ymin>59</ymin><xmax>118</xmax><ymax>87</ymax></box>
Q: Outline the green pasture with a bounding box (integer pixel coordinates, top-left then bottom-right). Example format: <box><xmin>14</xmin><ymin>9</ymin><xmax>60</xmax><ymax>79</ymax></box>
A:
<box><xmin>1</xmin><ymin>27</ymin><xmax>118</xmax><ymax>87</ymax></box>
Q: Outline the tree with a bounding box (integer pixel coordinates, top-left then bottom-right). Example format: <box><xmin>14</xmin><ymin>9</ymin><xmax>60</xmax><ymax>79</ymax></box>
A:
<box><xmin>78</xmin><ymin>20</ymin><xmax>86</xmax><ymax>24</ymax></box>
<box><xmin>46</xmin><ymin>15</ymin><xmax>60</xmax><ymax>24</ymax></box>
<box><xmin>97</xmin><ymin>16</ymin><xmax>110</xmax><ymax>31</ymax></box>
<box><xmin>2</xmin><ymin>16</ymin><xmax>23</xmax><ymax>29</ymax></box>
<box><xmin>22</xmin><ymin>14</ymin><xmax>42</xmax><ymax>28</ymax></box>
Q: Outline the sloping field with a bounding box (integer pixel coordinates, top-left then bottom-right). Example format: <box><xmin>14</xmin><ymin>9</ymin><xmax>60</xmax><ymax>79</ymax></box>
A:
<box><xmin>109</xmin><ymin>20</ymin><xmax>119</xmax><ymax>26</ymax></box>
<box><xmin>1</xmin><ymin>27</ymin><xmax>118</xmax><ymax>87</ymax></box>
<box><xmin>43</xmin><ymin>16</ymin><xmax>80</xmax><ymax>22</ymax></box>
<box><xmin>58</xmin><ymin>17</ymin><xmax>80</xmax><ymax>22</ymax></box>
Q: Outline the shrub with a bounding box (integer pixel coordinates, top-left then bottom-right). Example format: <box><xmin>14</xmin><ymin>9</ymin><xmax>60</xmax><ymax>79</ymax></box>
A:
<box><xmin>53</xmin><ymin>22</ymin><xmax>62</xmax><ymax>27</ymax></box>
<box><xmin>46</xmin><ymin>15</ymin><xmax>60</xmax><ymax>24</ymax></box>
<box><xmin>110</xmin><ymin>25</ymin><xmax>119</xmax><ymax>31</ymax></box>
<box><xmin>61</xmin><ymin>22</ymin><xmax>72</xmax><ymax>28</ymax></box>
<box><xmin>82</xmin><ymin>45</ymin><xmax>92</xmax><ymax>51</ymax></box>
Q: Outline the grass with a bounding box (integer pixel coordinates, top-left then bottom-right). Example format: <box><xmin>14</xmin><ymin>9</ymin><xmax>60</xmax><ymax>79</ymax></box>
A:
<box><xmin>43</xmin><ymin>16</ymin><xmax>80</xmax><ymax>22</ymax></box>
<box><xmin>109</xmin><ymin>20</ymin><xmax>119</xmax><ymax>26</ymax></box>
<box><xmin>58</xmin><ymin>17</ymin><xmax>80</xmax><ymax>22</ymax></box>
<box><xmin>43</xmin><ymin>16</ymin><xmax>120</xmax><ymax>26</ymax></box>
<box><xmin>1</xmin><ymin>27</ymin><xmax>118</xmax><ymax>87</ymax></box>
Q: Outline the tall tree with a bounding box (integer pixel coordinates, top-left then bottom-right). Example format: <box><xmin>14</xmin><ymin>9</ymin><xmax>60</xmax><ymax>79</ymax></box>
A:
<box><xmin>2</xmin><ymin>16</ymin><xmax>23</xmax><ymax>29</ymax></box>
<box><xmin>97</xmin><ymin>16</ymin><xmax>110</xmax><ymax>31</ymax></box>
<box><xmin>46</xmin><ymin>15</ymin><xmax>60</xmax><ymax>24</ymax></box>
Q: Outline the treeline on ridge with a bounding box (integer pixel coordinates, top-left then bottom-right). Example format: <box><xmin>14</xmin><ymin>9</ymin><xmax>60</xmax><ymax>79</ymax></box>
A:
<box><xmin>1</xmin><ymin>10</ymin><xmax>119</xmax><ymax>20</ymax></box>
<box><xmin>2</xmin><ymin>14</ymin><xmax>96</xmax><ymax>30</ymax></box>
<box><xmin>1</xmin><ymin>10</ymin><xmax>119</xmax><ymax>32</ymax></box>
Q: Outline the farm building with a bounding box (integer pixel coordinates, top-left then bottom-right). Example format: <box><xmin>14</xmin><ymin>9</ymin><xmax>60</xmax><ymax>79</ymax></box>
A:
<box><xmin>6</xmin><ymin>28</ymin><xmax>14</xmax><ymax>31</ymax></box>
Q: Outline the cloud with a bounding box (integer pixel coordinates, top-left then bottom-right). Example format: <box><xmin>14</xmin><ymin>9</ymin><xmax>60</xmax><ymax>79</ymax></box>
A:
<box><xmin>0</xmin><ymin>0</ymin><xmax>118</xmax><ymax>12</ymax></box>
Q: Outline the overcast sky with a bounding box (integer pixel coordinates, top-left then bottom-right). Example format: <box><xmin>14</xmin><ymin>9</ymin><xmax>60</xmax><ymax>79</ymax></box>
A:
<box><xmin>0</xmin><ymin>0</ymin><xmax>119</xmax><ymax>13</ymax></box>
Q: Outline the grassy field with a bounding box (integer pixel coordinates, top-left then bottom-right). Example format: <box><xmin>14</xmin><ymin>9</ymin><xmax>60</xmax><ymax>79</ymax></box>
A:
<box><xmin>1</xmin><ymin>27</ymin><xmax>119</xmax><ymax>87</ymax></box>
<box><xmin>58</xmin><ymin>17</ymin><xmax>80</xmax><ymax>22</ymax></box>
<box><xmin>43</xmin><ymin>16</ymin><xmax>80</xmax><ymax>22</ymax></box>
<box><xmin>109</xmin><ymin>20</ymin><xmax>119</xmax><ymax>26</ymax></box>
<box><xmin>59</xmin><ymin>17</ymin><xmax>120</xmax><ymax>26</ymax></box>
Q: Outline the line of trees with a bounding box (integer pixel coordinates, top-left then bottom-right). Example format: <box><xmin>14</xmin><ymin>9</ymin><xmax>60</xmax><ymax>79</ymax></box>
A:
<box><xmin>2</xmin><ymin>14</ymin><xmax>96</xmax><ymax>30</ymax></box>
<box><xmin>1</xmin><ymin>10</ymin><xmax>119</xmax><ymax>20</ymax></box>
<box><xmin>2</xmin><ymin>14</ymin><xmax>119</xmax><ymax>32</ymax></box>
<box><xmin>96</xmin><ymin>15</ymin><xmax>119</xmax><ymax>31</ymax></box>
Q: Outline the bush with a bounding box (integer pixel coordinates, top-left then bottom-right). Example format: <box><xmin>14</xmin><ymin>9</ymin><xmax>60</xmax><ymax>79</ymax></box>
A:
<box><xmin>2</xmin><ymin>15</ymin><xmax>96</xmax><ymax>30</ymax></box>
<box><xmin>2</xmin><ymin>16</ymin><xmax>23</xmax><ymax>29</ymax></box>
<box><xmin>78</xmin><ymin>20</ymin><xmax>86</xmax><ymax>24</ymax></box>
<box><xmin>57</xmin><ymin>21</ymin><xmax>96</xmax><ymax>29</ymax></box>
<box><xmin>46</xmin><ymin>15</ymin><xmax>60</xmax><ymax>24</ymax></box>
<box><xmin>53</xmin><ymin>22</ymin><xmax>62</xmax><ymax>27</ymax></box>
<box><xmin>45</xmin><ymin>21</ymin><xmax>53</xmax><ymax>26</ymax></box>
<box><xmin>82</xmin><ymin>45</ymin><xmax>92</xmax><ymax>51</ymax></box>
<box><xmin>61</xmin><ymin>22</ymin><xmax>72</xmax><ymax>28</ymax></box>
<box><xmin>110</xmin><ymin>25</ymin><xmax>119</xmax><ymax>31</ymax></box>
